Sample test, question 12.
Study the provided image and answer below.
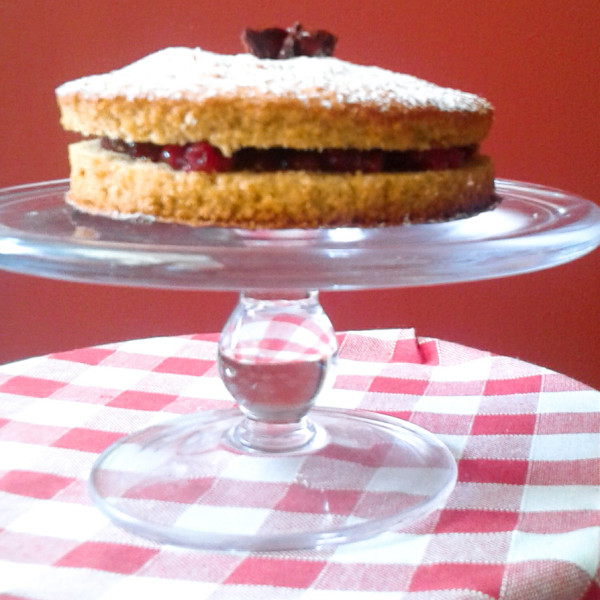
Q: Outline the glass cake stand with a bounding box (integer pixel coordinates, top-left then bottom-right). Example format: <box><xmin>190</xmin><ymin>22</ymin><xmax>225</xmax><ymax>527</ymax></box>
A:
<box><xmin>1</xmin><ymin>178</ymin><xmax>599</xmax><ymax>551</ymax></box>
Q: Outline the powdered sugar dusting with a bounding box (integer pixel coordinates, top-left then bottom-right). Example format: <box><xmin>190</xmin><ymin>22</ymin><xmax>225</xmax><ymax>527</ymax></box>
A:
<box><xmin>56</xmin><ymin>47</ymin><xmax>491</xmax><ymax>113</ymax></box>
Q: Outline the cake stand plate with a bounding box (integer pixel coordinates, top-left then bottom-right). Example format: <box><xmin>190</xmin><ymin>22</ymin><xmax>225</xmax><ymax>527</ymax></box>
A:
<box><xmin>0</xmin><ymin>179</ymin><xmax>599</xmax><ymax>290</ymax></box>
<box><xmin>1</xmin><ymin>178</ymin><xmax>599</xmax><ymax>551</ymax></box>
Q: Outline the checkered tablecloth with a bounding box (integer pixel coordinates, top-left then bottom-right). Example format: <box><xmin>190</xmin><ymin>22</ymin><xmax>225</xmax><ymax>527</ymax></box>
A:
<box><xmin>0</xmin><ymin>329</ymin><xmax>598</xmax><ymax>599</ymax></box>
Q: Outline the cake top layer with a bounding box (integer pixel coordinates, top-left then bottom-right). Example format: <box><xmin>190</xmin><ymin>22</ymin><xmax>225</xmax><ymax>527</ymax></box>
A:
<box><xmin>56</xmin><ymin>47</ymin><xmax>491</xmax><ymax>114</ymax></box>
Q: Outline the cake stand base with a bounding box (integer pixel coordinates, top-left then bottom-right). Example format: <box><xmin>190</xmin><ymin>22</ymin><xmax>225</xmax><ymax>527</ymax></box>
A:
<box><xmin>89</xmin><ymin>407</ymin><xmax>456</xmax><ymax>551</ymax></box>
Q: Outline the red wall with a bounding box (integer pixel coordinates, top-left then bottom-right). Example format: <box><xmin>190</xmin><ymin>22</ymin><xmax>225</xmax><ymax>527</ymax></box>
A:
<box><xmin>1</xmin><ymin>1</ymin><xmax>599</xmax><ymax>388</ymax></box>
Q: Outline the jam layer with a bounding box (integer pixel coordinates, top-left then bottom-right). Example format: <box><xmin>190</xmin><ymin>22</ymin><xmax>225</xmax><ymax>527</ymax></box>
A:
<box><xmin>100</xmin><ymin>137</ymin><xmax>476</xmax><ymax>174</ymax></box>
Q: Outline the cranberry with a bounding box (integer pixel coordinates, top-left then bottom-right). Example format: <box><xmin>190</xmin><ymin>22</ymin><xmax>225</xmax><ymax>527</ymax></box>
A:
<box><xmin>412</xmin><ymin>148</ymin><xmax>467</xmax><ymax>171</ymax></box>
<box><xmin>445</xmin><ymin>148</ymin><xmax>466</xmax><ymax>169</ymax></box>
<box><xmin>278</xmin><ymin>23</ymin><xmax>304</xmax><ymax>59</ymax></box>
<box><xmin>323</xmin><ymin>149</ymin><xmax>386</xmax><ymax>173</ymax></box>
<box><xmin>287</xmin><ymin>152</ymin><xmax>323</xmax><ymax>171</ymax></box>
<box><xmin>234</xmin><ymin>148</ymin><xmax>281</xmax><ymax>171</ymax></box>
<box><xmin>130</xmin><ymin>142</ymin><xmax>161</xmax><ymax>162</ymax></box>
<box><xmin>397</xmin><ymin>150</ymin><xmax>438</xmax><ymax>171</ymax></box>
<box><xmin>357</xmin><ymin>150</ymin><xmax>384</xmax><ymax>173</ymax></box>
<box><xmin>323</xmin><ymin>149</ymin><xmax>360</xmax><ymax>172</ymax></box>
<box><xmin>382</xmin><ymin>151</ymin><xmax>408</xmax><ymax>172</ymax></box>
<box><xmin>296</xmin><ymin>30</ymin><xmax>337</xmax><ymax>57</ymax></box>
<box><xmin>241</xmin><ymin>23</ymin><xmax>337</xmax><ymax>59</ymax></box>
<box><xmin>241</xmin><ymin>27</ymin><xmax>288</xmax><ymax>59</ymax></box>
<box><xmin>183</xmin><ymin>142</ymin><xmax>232</xmax><ymax>172</ymax></box>
<box><xmin>161</xmin><ymin>145</ymin><xmax>187</xmax><ymax>170</ymax></box>
<box><xmin>422</xmin><ymin>149</ymin><xmax>450</xmax><ymax>170</ymax></box>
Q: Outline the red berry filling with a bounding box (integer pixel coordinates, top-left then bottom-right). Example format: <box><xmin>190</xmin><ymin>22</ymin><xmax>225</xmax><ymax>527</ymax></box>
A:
<box><xmin>100</xmin><ymin>137</ymin><xmax>475</xmax><ymax>174</ymax></box>
<box><xmin>101</xmin><ymin>138</ymin><xmax>233</xmax><ymax>173</ymax></box>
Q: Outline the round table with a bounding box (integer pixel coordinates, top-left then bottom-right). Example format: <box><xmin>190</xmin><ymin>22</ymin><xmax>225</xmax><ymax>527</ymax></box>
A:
<box><xmin>0</xmin><ymin>328</ymin><xmax>598</xmax><ymax>599</ymax></box>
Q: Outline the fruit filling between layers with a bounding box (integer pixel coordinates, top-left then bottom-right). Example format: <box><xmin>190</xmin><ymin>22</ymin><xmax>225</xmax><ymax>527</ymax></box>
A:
<box><xmin>100</xmin><ymin>137</ymin><xmax>478</xmax><ymax>174</ymax></box>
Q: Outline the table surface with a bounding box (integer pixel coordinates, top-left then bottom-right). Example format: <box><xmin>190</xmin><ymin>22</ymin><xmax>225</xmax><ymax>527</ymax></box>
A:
<box><xmin>0</xmin><ymin>329</ymin><xmax>598</xmax><ymax>600</ymax></box>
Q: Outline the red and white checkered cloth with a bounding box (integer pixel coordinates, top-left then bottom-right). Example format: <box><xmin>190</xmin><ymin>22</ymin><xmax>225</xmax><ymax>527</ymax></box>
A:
<box><xmin>0</xmin><ymin>329</ymin><xmax>598</xmax><ymax>599</ymax></box>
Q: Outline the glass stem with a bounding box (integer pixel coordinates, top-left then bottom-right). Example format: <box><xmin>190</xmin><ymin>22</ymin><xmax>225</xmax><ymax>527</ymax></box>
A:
<box><xmin>218</xmin><ymin>290</ymin><xmax>338</xmax><ymax>452</ymax></box>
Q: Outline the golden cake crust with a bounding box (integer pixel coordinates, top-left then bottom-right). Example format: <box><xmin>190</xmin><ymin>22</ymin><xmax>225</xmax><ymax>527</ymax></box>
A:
<box><xmin>58</xmin><ymin>94</ymin><xmax>492</xmax><ymax>156</ymax></box>
<box><xmin>56</xmin><ymin>48</ymin><xmax>493</xmax><ymax>155</ymax></box>
<box><xmin>67</xmin><ymin>139</ymin><xmax>496</xmax><ymax>229</ymax></box>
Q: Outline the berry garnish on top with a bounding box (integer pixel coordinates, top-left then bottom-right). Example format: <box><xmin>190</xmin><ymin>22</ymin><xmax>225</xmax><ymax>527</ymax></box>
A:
<box><xmin>241</xmin><ymin>22</ymin><xmax>337</xmax><ymax>59</ymax></box>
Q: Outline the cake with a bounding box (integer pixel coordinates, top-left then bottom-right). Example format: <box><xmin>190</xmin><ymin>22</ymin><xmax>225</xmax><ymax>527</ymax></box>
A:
<box><xmin>56</xmin><ymin>24</ymin><xmax>496</xmax><ymax>229</ymax></box>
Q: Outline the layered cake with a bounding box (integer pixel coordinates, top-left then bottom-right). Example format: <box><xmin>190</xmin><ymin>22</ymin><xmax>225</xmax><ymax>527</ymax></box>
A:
<box><xmin>56</xmin><ymin>24</ymin><xmax>496</xmax><ymax>228</ymax></box>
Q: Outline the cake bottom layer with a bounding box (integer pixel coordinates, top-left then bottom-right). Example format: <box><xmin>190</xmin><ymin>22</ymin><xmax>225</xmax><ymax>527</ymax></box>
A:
<box><xmin>67</xmin><ymin>139</ymin><xmax>497</xmax><ymax>228</ymax></box>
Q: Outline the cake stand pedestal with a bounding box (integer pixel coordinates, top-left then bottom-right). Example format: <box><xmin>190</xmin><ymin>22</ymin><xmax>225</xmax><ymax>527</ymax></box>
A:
<box><xmin>1</xmin><ymin>179</ymin><xmax>599</xmax><ymax>551</ymax></box>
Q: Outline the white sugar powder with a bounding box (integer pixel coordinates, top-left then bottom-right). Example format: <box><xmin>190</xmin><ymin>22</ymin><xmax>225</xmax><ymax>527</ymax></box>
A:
<box><xmin>56</xmin><ymin>47</ymin><xmax>490</xmax><ymax>113</ymax></box>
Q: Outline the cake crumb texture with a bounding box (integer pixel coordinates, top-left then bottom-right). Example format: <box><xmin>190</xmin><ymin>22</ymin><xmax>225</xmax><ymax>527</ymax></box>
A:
<box><xmin>68</xmin><ymin>140</ymin><xmax>496</xmax><ymax>228</ymax></box>
<box><xmin>57</xmin><ymin>48</ymin><xmax>493</xmax><ymax>155</ymax></box>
